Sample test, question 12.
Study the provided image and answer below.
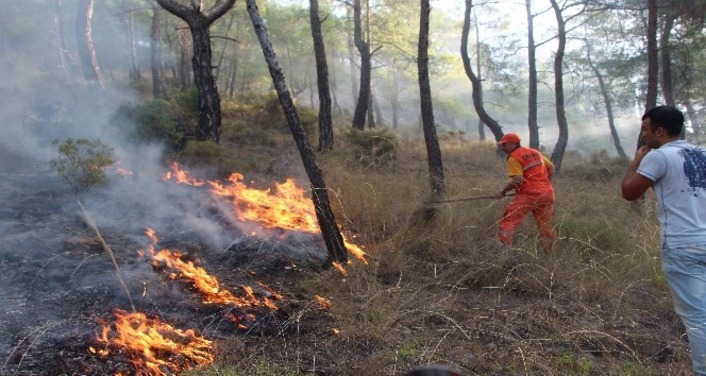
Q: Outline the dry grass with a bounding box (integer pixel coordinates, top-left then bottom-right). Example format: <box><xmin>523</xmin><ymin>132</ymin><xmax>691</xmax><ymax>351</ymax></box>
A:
<box><xmin>183</xmin><ymin>135</ymin><xmax>690</xmax><ymax>376</ymax></box>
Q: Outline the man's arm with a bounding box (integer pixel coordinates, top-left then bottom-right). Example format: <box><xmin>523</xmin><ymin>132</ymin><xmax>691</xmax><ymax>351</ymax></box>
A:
<box><xmin>621</xmin><ymin>146</ymin><xmax>654</xmax><ymax>201</ymax></box>
<box><xmin>495</xmin><ymin>175</ymin><xmax>523</xmax><ymax>199</ymax></box>
<box><xmin>543</xmin><ymin>155</ymin><xmax>555</xmax><ymax>181</ymax></box>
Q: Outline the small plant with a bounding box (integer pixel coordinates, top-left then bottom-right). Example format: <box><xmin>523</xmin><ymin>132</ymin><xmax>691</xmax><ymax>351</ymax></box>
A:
<box><xmin>50</xmin><ymin>138</ymin><xmax>115</xmax><ymax>194</ymax></box>
<box><xmin>341</xmin><ymin>127</ymin><xmax>398</xmax><ymax>168</ymax></box>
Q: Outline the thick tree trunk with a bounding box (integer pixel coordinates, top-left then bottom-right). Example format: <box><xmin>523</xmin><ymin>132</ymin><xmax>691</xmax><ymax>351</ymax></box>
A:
<box><xmin>76</xmin><ymin>0</ymin><xmax>105</xmax><ymax>88</ymax></box>
<box><xmin>151</xmin><ymin>5</ymin><xmax>168</xmax><ymax>99</ymax></box>
<box><xmin>461</xmin><ymin>0</ymin><xmax>503</xmax><ymax>142</ymax></box>
<box><xmin>419</xmin><ymin>0</ymin><xmax>445</xmax><ymax>198</ymax></box>
<box><xmin>526</xmin><ymin>0</ymin><xmax>539</xmax><ymax>149</ymax></box>
<box><xmin>246</xmin><ymin>0</ymin><xmax>347</xmax><ymax>264</ymax></box>
<box><xmin>352</xmin><ymin>0</ymin><xmax>371</xmax><ymax>130</ymax></box>
<box><xmin>309</xmin><ymin>0</ymin><xmax>333</xmax><ymax>152</ymax></box>
<box><xmin>549</xmin><ymin>0</ymin><xmax>568</xmax><ymax>172</ymax></box>
<box><xmin>586</xmin><ymin>47</ymin><xmax>626</xmax><ymax>158</ymax></box>
<box><xmin>155</xmin><ymin>0</ymin><xmax>235</xmax><ymax>144</ymax></box>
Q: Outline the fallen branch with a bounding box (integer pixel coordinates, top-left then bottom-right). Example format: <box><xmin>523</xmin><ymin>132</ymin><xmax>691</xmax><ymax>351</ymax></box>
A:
<box><xmin>77</xmin><ymin>199</ymin><xmax>135</xmax><ymax>312</ymax></box>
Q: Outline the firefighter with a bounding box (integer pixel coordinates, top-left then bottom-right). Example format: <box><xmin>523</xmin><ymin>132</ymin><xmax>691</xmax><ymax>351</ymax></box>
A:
<box><xmin>494</xmin><ymin>133</ymin><xmax>556</xmax><ymax>253</ymax></box>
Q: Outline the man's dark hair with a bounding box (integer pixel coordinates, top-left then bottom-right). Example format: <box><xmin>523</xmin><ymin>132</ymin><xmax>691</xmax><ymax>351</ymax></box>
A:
<box><xmin>642</xmin><ymin>105</ymin><xmax>684</xmax><ymax>136</ymax></box>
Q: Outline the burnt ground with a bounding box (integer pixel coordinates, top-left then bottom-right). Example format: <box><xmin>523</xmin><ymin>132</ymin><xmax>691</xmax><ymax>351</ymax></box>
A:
<box><xmin>0</xmin><ymin>148</ymin><xmax>327</xmax><ymax>375</ymax></box>
<box><xmin>0</xmin><ymin>146</ymin><xmax>697</xmax><ymax>376</ymax></box>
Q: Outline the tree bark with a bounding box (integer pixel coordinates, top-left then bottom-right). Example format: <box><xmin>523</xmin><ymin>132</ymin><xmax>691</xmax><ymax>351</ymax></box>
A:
<box><xmin>53</xmin><ymin>0</ymin><xmax>70</xmax><ymax>79</ymax></box>
<box><xmin>526</xmin><ymin>0</ymin><xmax>539</xmax><ymax>149</ymax></box>
<box><xmin>309</xmin><ymin>0</ymin><xmax>333</xmax><ymax>152</ymax></box>
<box><xmin>549</xmin><ymin>0</ymin><xmax>568</xmax><ymax>173</ymax></box>
<box><xmin>586</xmin><ymin>45</ymin><xmax>626</xmax><ymax>158</ymax></box>
<box><xmin>151</xmin><ymin>5</ymin><xmax>168</xmax><ymax>99</ymax></box>
<box><xmin>126</xmin><ymin>3</ymin><xmax>141</xmax><ymax>81</ymax></box>
<box><xmin>76</xmin><ymin>0</ymin><xmax>105</xmax><ymax>89</ymax></box>
<box><xmin>246</xmin><ymin>0</ymin><xmax>347</xmax><ymax>264</ymax></box>
<box><xmin>155</xmin><ymin>0</ymin><xmax>235</xmax><ymax>144</ymax></box>
<box><xmin>473</xmin><ymin>7</ymin><xmax>486</xmax><ymax>142</ymax></box>
<box><xmin>461</xmin><ymin>0</ymin><xmax>503</xmax><ymax>142</ymax></box>
<box><xmin>639</xmin><ymin>0</ymin><xmax>659</xmax><ymax>148</ymax></box>
<box><xmin>419</xmin><ymin>0</ymin><xmax>445</xmax><ymax>198</ymax></box>
<box><xmin>351</xmin><ymin>0</ymin><xmax>371</xmax><ymax>130</ymax></box>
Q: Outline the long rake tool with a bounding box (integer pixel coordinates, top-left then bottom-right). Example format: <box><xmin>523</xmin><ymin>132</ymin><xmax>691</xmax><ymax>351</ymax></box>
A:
<box><xmin>409</xmin><ymin>193</ymin><xmax>515</xmax><ymax>226</ymax></box>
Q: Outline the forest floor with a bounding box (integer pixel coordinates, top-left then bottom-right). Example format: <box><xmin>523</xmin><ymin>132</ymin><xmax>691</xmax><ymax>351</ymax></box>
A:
<box><xmin>0</xmin><ymin>138</ymin><xmax>696</xmax><ymax>376</ymax></box>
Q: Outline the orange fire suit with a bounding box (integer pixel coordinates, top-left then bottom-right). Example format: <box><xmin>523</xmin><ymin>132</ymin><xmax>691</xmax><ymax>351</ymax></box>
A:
<box><xmin>498</xmin><ymin>146</ymin><xmax>555</xmax><ymax>251</ymax></box>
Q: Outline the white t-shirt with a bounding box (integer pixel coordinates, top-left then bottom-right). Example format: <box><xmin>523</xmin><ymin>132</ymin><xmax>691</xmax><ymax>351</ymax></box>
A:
<box><xmin>637</xmin><ymin>140</ymin><xmax>706</xmax><ymax>248</ymax></box>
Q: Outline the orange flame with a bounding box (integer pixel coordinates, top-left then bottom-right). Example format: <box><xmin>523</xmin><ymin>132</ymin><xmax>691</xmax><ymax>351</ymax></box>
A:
<box><xmin>141</xmin><ymin>228</ymin><xmax>280</xmax><ymax>311</ymax></box>
<box><xmin>163</xmin><ymin>162</ymin><xmax>205</xmax><ymax>186</ymax></box>
<box><xmin>314</xmin><ymin>295</ymin><xmax>332</xmax><ymax>310</ymax></box>
<box><xmin>161</xmin><ymin>164</ymin><xmax>367</xmax><ymax>264</ymax></box>
<box><xmin>209</xmin><ymin>173</ymin><xmax>367</xmax><ymax>264</ymax></box>
<box><xmin>92</xmin><ymin>309</ymin><xmax>213</xmax><ymax>376</ymax></box>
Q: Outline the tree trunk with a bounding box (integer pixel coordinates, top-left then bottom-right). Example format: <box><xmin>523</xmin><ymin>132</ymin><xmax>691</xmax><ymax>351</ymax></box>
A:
<box><xmin>367</xmin><ymin>86</ymin><xmax>376</xmax><ymax>128</ymax></box>
<box><xmin>526</xmin><ymin>0</ymin><xmax>539</xmax><ymax>149</ymax></box>
<box><xmin>640</xmin><ymin>0</ymin><xmax>659</xmax><ymax>148</ymax></box>
<box><xmin>549</xmin><ymin>0</ymin><xmax>568</xmax><ymax>173</ymax></box>
<box><xmin>151</xmin><ymin>5</ymin><xmax>168</xmax><ymax>100</ymax></box>
<box><xmin>391</xmin><ymin>71</ymin><xmax>399</xmax><ymax>129</ymax></box>
<box><xmin>126</xmin><ymin>4</ymin><xmax>141</xmax><ymax>81</ymax></box>
<box><xmin>352</xmin><ymin>0</ymin><xmax>371</xmax><ymax>130</ymax></box>
<box><xmin>178</xmin><ymin>28</ymin><xmax>190</xmax><ymax>91</ymax></box>
<box><xmin>53</xmin><ymin>0</ymin><xmax>70</xmax><ymax>79</ymax></box>
<box><xmin>155</xmin><ymin>0</ymin><xmax>235</xmax><ymax>144</ymax></box>
<box><xmin>586</xmin><ymin>45</ymin><xmax>626</xmax><ymax>158</ymax></box>
<box><xmin>461</xmin><ymin>0</ymin><xmax>503</xmax><ymax>142</ymax></box>
<box><xmin>473</xmin><ymin>7</ymin><xmax>486</xmax><ymax>142</ymax></box>
<box><xmin>309</xmin><ymin>0</ymin><xmax>334</xmax><ymax>152</ymax></box>
<box><xmin>76</xmin><ymin>0</ymin><xmax>105</xmax><ymax>89</ymax></box>
<box><xmin>346</xmin><ymin>5</ymin><xmax>358</xmax><ymax>109</ymax></box>
<box><xmin>419</xmin><ymin>0</ymin><xmax>445</xmax><ymax>198</ymax></box>
<box><xmin>373</xmin><ymin>86</ymin><xmax>383</xmax><ymax>127</ymax></box>
<box><xmin>246</xmin><ymin>0</ymin><xmax>347</xmax><ymax>264</ymax></box>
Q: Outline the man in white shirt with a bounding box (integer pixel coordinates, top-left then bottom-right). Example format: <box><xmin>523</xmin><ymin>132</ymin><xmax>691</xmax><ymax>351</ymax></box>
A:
<box><xmin>622</xmin><ymin>105</ymin><xmax>706</xmax><ymax>375</ymax></box>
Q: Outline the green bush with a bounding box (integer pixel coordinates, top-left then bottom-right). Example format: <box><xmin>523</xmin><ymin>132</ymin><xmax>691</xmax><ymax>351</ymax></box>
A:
<box><xmin>50</xmin><ymin>138</ymin><xmax>115</xmax><ymax>194</ymax></box>
<box><xmin>341</xmin><ymin>127</ymin><xmax>398</xmax><ymax>168</ymax></box>
<box><xmin>112</xmin><ymin>89</ymin><xmax>199</xmax><ymax>150</ymax></box>
<box><xmin>220</xmin><ymin>94</ymin><xmax>317</xmax><ymax>147</ymax></box>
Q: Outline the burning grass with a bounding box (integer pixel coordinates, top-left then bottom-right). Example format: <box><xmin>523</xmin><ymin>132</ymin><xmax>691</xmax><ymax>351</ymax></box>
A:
<box><xmin>2</xmin><ymin>119</ymin><xmax>690</xmax><ymax>375</ymax></box>
<box><xmin>179</xmin><ymin>139</ymin><xmax>687</xmax><ymax>375</ymax></box>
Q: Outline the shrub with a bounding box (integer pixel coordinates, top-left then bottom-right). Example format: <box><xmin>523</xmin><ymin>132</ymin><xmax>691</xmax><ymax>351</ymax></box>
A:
<box><xmin>112</xmin><ymin>89</ymin><xmax>199</xmax><ymax>151</ymax></box>
<box><xmin>341</xmin><ymin>127</ymin><xmax>398</xmax><ymax>168</ymax></box>
<box><xmin>50</xmin><ymin>138</ymin><xmax>115</xmax><ymax>194</ymax></box>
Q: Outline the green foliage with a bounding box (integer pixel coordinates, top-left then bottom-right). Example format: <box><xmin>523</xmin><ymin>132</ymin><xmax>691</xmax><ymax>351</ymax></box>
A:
<box><xmin>395</xmin><ymin>339</ymin><xmax>422</xmax><ymax>361</ymax></box>
<box><xmin>50</xmin><ymin>138</ymin><xmax>115</xmax><ymax>194</ymax></box>
<box><xmin>341</xmin><ymin>127</ymin><xmax>398</xmax><ymax>168</ymax></box>
<box><xmin>554</xmin><ymin>351</ymin><xmax>592</xmax><ymax>375</ymax></box>
<box><xmin>220</xmin><ymin>94</ymin><xmax>317</xmax><ymax>147</ymax></box>
<box><xmin>112</xmin><ymin>89</ymin><xmax>199</xmax><ymax>151</ymax></box>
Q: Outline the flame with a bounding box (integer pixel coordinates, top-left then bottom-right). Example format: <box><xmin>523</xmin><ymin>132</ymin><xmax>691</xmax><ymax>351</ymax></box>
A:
<box><xmin>331</xmin><ymin>261</ymin><xmax>348</xmax><ymax>277</ymax></box>
<box><xmin>209</xmin><ymin>173</ymin><xmax>367</xmax><ymax>263</ymax></box>
<box><xmin>141</xmin><ymin>228</ymin><xmax>280</xmax><ymax>311</ymax></box>
<box><xmin>163</xmin><ymin>162</ymin><xmax>205</xmax><ymax>186</ymax></box>
<box><xmin>161</xmin><ymin>164</ymin><xmax>367</xmax><ymax>264</ymax></box>
<box><xmin>314</xmin><ymin>295</ymin><xmax>332</xmax><ymax>310</ymax></box>
<box><xmin>93</xmin><ymin>309</ymin><xmax>213</xmax><ymax>376</ymax></box>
